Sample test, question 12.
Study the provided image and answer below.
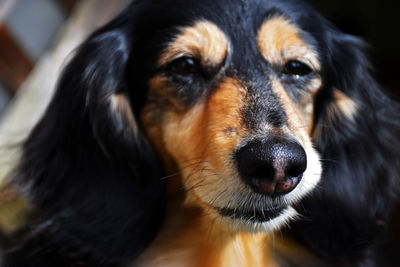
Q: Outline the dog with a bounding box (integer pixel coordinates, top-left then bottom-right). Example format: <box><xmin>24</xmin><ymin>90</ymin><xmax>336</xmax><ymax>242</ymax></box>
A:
<box><xmin>1</xmin><ymin>0</ymin><xmax>399</xmax><ymax>266</ymax></box>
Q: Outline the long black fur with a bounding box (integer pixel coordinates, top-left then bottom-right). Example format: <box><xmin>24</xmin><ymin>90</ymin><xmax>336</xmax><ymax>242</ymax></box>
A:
<box><xmin>1</xmin><ymin>0</ymin><xmax>399</xmax><ymax>266</ymax></box>
<box><xmin>2</xmin><ymin>6</ymin><xmax>166</xmax><ymax>267</ymax></box>
<box><xmin>291</xmin><ymin>19</ymin><xmax>400</xmax><ymax>266</ymax></box>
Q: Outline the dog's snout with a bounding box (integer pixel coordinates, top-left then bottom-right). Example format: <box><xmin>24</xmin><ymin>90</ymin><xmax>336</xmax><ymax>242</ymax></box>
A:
<box><xmin>235</xmin><ymin>139</ymin><xmax>307</xmax><ymax>196</ymax></box>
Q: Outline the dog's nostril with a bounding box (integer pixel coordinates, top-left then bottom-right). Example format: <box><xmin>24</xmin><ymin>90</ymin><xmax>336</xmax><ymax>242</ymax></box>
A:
<box><xmin>242</xmin><ymin>158</ymin><xmax>275</xmax><ymax>181</ymax></box>
<box><xmin>235</xmin><ymin>139</ymin><xmax>307</xmax><ymax>196</ymax></box>
<box><xmin>286</xmin><ymin>158</ymin><xmax>307</xmax><ymax>178</ymax></box>
<box><xmin>284</xmin><ymin>143</ymin><xmax>307</xmax><ymax>177</ymax></box>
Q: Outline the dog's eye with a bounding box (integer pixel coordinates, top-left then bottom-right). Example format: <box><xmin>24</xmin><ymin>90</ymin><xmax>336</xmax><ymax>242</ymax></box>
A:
<box><xmin>168</xmin><ymin>56</ymin><xmax>200</xmax><ymax>76</ymax></box>
<box><xmin>283</xmin><ymin>60</ymin><xmax>313</xmax><ymax>77</ymax></box>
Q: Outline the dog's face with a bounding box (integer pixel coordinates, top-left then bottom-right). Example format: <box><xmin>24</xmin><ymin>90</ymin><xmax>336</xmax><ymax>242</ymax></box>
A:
<box><xmin>6</xmin><ymin>0</ymin><xmax>396</xmax><ymax>265</ymax></box>
<box><xmin>122</xmin><ymin>0</ymin><xmax>324</xmax><ymax>232</ymax></box>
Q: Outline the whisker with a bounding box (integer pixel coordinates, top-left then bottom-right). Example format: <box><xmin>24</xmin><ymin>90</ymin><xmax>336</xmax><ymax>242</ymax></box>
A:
<box><xmin>161</xmin><ymin>159</ymin><xmax>209</xmax><ymax>181</ymax></box>
<box><xmin>319</xmin><ymin>158</ymin><xmax>340</xmax><ymax>164</ymax></box>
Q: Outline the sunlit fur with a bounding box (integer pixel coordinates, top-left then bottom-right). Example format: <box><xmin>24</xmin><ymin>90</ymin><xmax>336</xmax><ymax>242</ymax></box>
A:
<box><xmin>1</xmin><ymin>0</ymin><xmax>399</xmax><ymax>266</ymax></box>
<box><xmin>257</xmin><ymin>16</ymin><xmax>320</xmax><ymax>71</ymax></box>
<box><xmin>159</xmin><ymin>21</ymin><xmax>229</xmax><ymax>68</ymax></box>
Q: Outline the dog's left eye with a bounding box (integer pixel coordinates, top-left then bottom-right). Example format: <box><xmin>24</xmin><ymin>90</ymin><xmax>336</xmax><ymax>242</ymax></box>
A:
<box><xmin>167</xmin><ymin>56</ymin><xmax>201</xmax><ymax>76</ymax></box>
<box><xmin>283</xmin><ymin>60</ymin><xmax>313</xmax><ymax>77</ymax></box>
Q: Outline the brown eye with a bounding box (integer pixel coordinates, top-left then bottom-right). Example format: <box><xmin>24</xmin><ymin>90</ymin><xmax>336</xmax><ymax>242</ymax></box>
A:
<box><xmin>168</xmin><ymin>56</ymin><xmax>200</xmax><ymax>76</ymax></box>
<box><xmin>283</xmin><ymin>60</ymin><xmax>313</xmax><ymax>77</ymax></box>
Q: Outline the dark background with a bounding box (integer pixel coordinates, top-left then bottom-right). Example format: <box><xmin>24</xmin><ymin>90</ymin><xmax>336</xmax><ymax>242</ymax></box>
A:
<box><xmin>308</xmin><ymin>0</ymin><xmax>400</xmax><ymax>99</ymax></box>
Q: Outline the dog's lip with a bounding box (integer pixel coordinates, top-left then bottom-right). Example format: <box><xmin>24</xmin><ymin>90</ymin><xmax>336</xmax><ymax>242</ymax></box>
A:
<box><xmin>215</xmin><ymin>205</ymin><xmax>287</xmax><ymax>222</ymax></box>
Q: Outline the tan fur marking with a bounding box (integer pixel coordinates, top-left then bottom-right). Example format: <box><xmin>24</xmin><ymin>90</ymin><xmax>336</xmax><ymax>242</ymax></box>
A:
<box><xmin>132</xmin><ymin>197</ymin><xmax>278</xmax><ymax>267</ymax></box>
<box><xmin>142</xmin><ymin>77</ymin><xmax>247</xmax><ymax>196</ymax></box>
<box><xmin>204</xmin><ymin>78</ymin><xmax>247</xmax><ymax>155</ymax></box>
<box><xmin>298</xmin><ymin>78</ymin><xmax>322</xmax><ymax>135</ymax></box>
<box><xmin>159</xmin><ymin>20</ymin><xmax>228</xmax><ymax>67</ymax></box>
<box><xmin>312</xmin><ymin>89</ymin><xmax>358</xmax><ymax>138</ymax></box>
<box><xmin>257</xmin><ymin>16</ymin><xmax>320</xmax><ymax>71</ymax></box>
<box><xmin>0</xmin><ymin>185</ymin><xmax>31</xmax><ymax>235</ymax></box>
<box><xmin>270</xmin><ymin>78</ymin><xmax>309</xmax><ymax>144</ymax></box>
<box><xmin>142</xmin><ymin>95</ymin><xmax>206</xmax><ymax>194</ymax></box>
<box><xmin>147</xmin><ymin>75</ymin><xmax>188</xmax><ymax>112</ymax></box>
<box><xmin>110</xmin><ymin>93</ymin><xmax>138</xmax><ymax>135</ymax></box>
<box><xmin>148</xmin><ymin>75</ymin><xmax>168</xmax><ymax>92</ymax></box>
<box><xmin>331</xmin><ymin>89</ymin><xmax>358</xmax><ymax>121</ymax></box>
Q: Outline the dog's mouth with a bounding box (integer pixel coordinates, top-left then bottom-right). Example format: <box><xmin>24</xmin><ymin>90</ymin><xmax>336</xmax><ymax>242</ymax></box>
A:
<box><xmin>216</xmin><ymin>205</ymin><xmax>287</xmax><ymax>222</ymax></box>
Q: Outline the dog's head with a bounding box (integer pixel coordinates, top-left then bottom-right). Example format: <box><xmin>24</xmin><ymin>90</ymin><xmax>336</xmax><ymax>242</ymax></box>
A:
<box><xmin>17</xmin><ymin>0</ymin><xmax>367</xmax><ymax>240</ymax></box>
<box><xmin>139</xmin><ymin>9</ymin><xmax>325</xmax><ymax>232</ymax></box>
<box><xmin>93</xmin><ymin>0</ymin><xmax>339</xmax><ymax>232</ymax></box>
<box><xmin>66</xmin><ymin>0</ymin><xmax>370</xmax><ymax>232</ymax></box>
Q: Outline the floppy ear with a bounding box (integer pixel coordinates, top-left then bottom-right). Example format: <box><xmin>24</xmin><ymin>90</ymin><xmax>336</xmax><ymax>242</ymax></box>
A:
<box><xmin>3</xmin><ymin>8</ymin><xmax>166</xmax><ymax>267</ymax></box>
<box><xmin>294</xmin><ymin>28</ymin><xmax>400</xmax><ymax>263</ymax></box>
<box><xmin>312</xmin><ymin>31</ymin><xmax>372</xmax><ymax>130</ymax></box>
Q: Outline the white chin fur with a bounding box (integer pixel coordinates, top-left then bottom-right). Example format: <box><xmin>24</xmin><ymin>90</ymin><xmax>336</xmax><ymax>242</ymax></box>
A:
<box><xmin>220</xmin><ymin>206</ymin><xmax>298</xmax><ymax>233</ymax></box>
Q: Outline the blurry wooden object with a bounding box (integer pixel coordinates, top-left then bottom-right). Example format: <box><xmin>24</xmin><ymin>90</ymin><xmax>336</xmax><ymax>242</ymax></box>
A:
<box><xmin>0</xmin><ymin>0</ymin><xmax>79</xmax><ymax>94</ymax></box>
<box><xmin>0</xmin><ymin>0</ymin><xmax>130</xmax><ymax>181</ymax></box>
<box><xmin>59</xmin><ymin>0</ymin><xmax>80</xmax><ymax>12</ymax></box>
<box><xmin>0</xmin><ymin>25</ymin><xmax>33</xmax><ymax>94</ymax></box>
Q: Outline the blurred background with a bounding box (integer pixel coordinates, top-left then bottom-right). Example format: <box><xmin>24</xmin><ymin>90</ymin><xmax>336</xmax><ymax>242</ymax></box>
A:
<box><xmin>0</xmin><ymin>0</ymin><xmax>132</xmax><ymax>118</ymax></box>
<box><xmin>0</xmin><ymin>0</ymin><xmax>131</xmax><ymax>180</ymax></box>
<box><xmin>0</xmin><ymin>0</ymin><xmax>73</xmax><ymax>115</ymax></box>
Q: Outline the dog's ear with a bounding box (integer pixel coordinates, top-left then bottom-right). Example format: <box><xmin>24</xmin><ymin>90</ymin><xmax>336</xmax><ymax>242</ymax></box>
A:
<box><xmin>3</xmin><ymin>8</ymin><xmax>166</xmax><ymax>267</ymax></box>
<box><xmin>312</xmin><ymin>30</ymin><xmax>371</xmax><ymax>130</ymax></box>
<box><xmin>327</xmin><ymin>31</ymin><xmax>373</xmax><ymax>91</ymax></box>
<box><xmin>296</xmin><ymin>27</ymin><xmax>400</xmax><ymax>263</ymax></box>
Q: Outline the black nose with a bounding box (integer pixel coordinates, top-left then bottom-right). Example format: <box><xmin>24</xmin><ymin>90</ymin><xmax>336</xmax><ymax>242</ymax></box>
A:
<box><xmin>235</xmin><ymin>139</ymin><xmax>307</xmax><ymax>196</ymax></box>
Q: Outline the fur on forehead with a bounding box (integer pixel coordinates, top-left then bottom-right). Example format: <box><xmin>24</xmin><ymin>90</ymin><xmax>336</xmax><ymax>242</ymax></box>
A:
<box><xmin>159</xmin><ymin>20</ymin><xmax>229</xmax><ymax>67</ymax></box>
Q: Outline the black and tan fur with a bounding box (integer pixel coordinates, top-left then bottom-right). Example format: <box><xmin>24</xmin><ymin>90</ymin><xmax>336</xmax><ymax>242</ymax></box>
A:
<box><xmin>0</xmin><ymin>0</ymin><xmax>399</xmax><ymax>266</ymax></box>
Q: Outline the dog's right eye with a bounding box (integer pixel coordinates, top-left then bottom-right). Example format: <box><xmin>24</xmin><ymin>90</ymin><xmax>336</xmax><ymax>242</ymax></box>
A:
<box><xmin>167</xmin><ymin>56</ymin><xmax>201</xmax><ymax>76</ymax></box>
